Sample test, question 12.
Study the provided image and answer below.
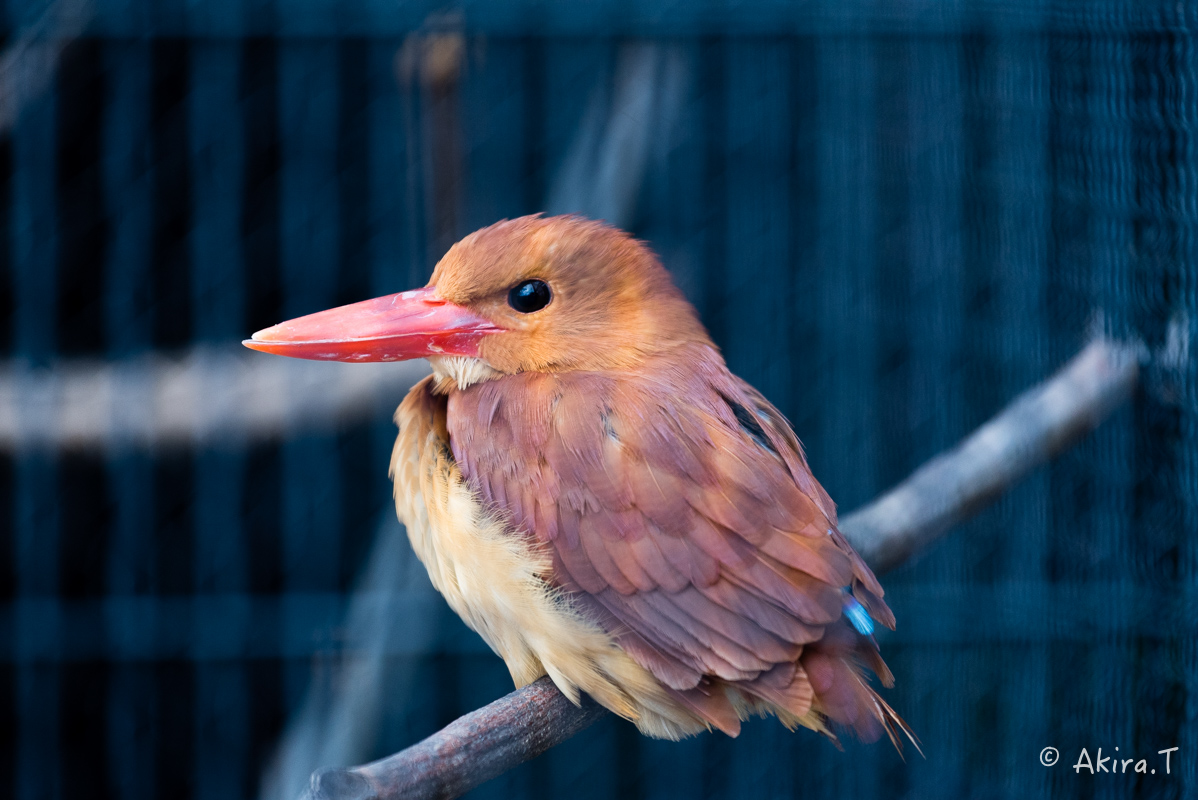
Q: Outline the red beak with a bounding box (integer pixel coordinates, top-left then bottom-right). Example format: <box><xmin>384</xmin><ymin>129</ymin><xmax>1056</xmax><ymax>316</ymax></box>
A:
<box><xmin>242</xmin><ymin>287</ymin><xmax>501</xmax><ymax>362</ymax></box>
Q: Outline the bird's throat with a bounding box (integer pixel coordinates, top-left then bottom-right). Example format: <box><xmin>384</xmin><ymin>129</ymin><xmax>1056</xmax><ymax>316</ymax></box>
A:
<box><xmin>428</xmin><ymin>356</ymin><xmax>503</xmax><ymax>392</ymax></box>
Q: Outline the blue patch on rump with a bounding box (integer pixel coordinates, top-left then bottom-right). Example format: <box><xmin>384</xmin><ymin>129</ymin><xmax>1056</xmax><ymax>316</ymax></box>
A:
<box><xmin>843</xmin><ymin>591</ymin><xmax>875</xmax><ymax>636</ymax></box>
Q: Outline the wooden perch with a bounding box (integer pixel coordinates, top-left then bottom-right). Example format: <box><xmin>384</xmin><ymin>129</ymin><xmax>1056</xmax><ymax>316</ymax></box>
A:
<box><xmin>303</xmin><ymin>338</ymin><xmax>1140</xmax><ymax>800</ymax></box>
<box><xmin>307</xmin><ymin>677</ymin><xmax>607</xmax><ymax>800</ymax></box>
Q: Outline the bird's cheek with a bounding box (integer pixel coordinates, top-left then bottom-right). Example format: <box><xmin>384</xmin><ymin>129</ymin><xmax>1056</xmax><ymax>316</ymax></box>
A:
<box><xmin>475</xmin><ymin>331</ymin><xmax>526</xmax><ymax>373</ymax></box>
<box><xmin>476</xmin><ymin>328</ymin><xmax>558</xmax><ymax>374</ymax></box>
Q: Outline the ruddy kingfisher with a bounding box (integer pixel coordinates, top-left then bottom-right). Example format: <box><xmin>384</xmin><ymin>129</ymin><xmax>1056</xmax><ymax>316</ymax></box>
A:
<box><xmin>245</xmin><ymin>215</ymin><xmax>912</xmax><ymax>748</ymax></box>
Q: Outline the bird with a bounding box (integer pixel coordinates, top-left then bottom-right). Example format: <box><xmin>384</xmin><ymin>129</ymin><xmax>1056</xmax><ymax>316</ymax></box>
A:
<box><xmin>245</xmin><ymin>214</ymin><xmax>914</xmax><ymax>749</ymax></box>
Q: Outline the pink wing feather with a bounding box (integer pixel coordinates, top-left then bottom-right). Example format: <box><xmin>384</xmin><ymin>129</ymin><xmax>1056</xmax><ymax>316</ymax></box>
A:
<box><xmin>445</xmin><ymin>343</ymin><xmax>899</xmax><ymax>740</ymax></box>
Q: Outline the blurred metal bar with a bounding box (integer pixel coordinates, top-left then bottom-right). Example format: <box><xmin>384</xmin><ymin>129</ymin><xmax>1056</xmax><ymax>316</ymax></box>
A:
<box><xmin>188</xmin><ymin>43</ymin><xmax>254</xmax><ymax>797</ymax></box>
<box><xmin>54</xmin><ymin>0</ymin><xmax>1198</xmax><ymax>37</ymax></box>
<box><xmin>15</xmin><ymin>454</ymin><xmax>61</xmax><ymax>800</ymax></box>
<box><xmin>102</xmin><ymin>41</ymin><xmax>153</xmax><ymax>354</ymax></box>
<box><xmin>894</xmin><ymin>34</ymin><xmax>969</xmax><ymax>800</ymax></box>
<box><xmin>279</xmin><ymin>41</ymin><xmax>340</xmax><ymax>323</ymax></box>
<box><xmin>5</xmin><ymin>575</ymin><xmax>1198</xmax><ymax>657</ymax></box>
<box><xmin>813</xmin><ymin>34</ymin><xmax>879</xmax><ymax>509</ymax></box>
<box><xmin>190</xmin><ymin>42</ymin><xmax>247</xmax><ymax>343</ymax></box>
<box><xmin>1173</xmin><ymin>23</ymin><xmax>1198</xmax><ymax>784</ymax></box>
<box><xmin>277</xmin><ymin>40</ymin><xmax>346</xmax><ymax>728</ymax></box>
<box><xmin>9</xmin><ymin>23</ymin><xmax>63</xmax><ymax>796</ymax></box>
<box><xmin>989</xmin><ymin>30</ymin><xmax>1053</xmax><ymax>797</ymax></box>
<box><xmin>100</xmin><ymin>42</ymin><xmax>158</xmax><ymax>798</ymax></box>
<box><xmin>0</xmin><ymin>593</ymin><xmax>478</xmax><ymax>663</ymax></box>
<box><xmin>367</xmin><ymin>39</ymin><xmax>419</xmax><ymax>295</ymax></box>
<box><xmin>10</xmin><ymin>39</ymin><xmax>57</xmax><ymax>362</ymax></box>
<box><xmin>721</xmin><ymin>41</ymin><xmax>794</xmax><ymax>415</ymax></box>
<box><xmin>0</xmin><ymin>346</ymin><xmax>430</xmax><ymax>451</ymax></box>
<box><xmin>459</xmin><ymin>38</ymin><xmax>532</xmax><ymax>232</ymax></box>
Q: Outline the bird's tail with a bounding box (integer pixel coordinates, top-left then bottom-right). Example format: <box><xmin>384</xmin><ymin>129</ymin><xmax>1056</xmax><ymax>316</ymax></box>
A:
<box><xmin>798</xmin><ymin>627</ymin><xmax>922</xmax><ymax>757</ymax></box>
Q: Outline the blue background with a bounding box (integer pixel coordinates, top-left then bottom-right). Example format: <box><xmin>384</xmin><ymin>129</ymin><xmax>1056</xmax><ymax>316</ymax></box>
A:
<box><xmin>2</xmin><ymin>1</ymin><xmax>1197</xmax><ymax>798</ymax></box>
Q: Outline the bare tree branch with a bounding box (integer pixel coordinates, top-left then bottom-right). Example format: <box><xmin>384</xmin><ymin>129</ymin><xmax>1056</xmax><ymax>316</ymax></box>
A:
<box><xmin>302</xmin><ymin>338</ymin><xmax>1141</xmax><ymax>800</ymax></box>
<box><xmin>306</xmin><ymin>676</ymin><xmax>607</xmax><ymax>800</ymax></box>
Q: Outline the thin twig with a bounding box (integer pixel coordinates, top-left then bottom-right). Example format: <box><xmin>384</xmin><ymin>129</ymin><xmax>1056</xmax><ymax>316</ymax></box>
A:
<box><xmin>302</xmin><ymin>338</ymin><xmax>1141</xmax><ymax>800</ymax></box>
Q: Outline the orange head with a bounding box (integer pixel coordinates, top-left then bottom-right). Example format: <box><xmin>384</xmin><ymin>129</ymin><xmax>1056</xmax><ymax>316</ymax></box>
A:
<box><xmin>244</xmin><ymin>215</ymin><xmax>711</xmax><ymax>377</ymax></box>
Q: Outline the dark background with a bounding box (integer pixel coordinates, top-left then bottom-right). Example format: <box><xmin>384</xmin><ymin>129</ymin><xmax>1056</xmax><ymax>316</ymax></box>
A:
<box><xmin>2</xmin><ymin>1</ymin><xmax>1197</xmax><ymax>798</ymax></box>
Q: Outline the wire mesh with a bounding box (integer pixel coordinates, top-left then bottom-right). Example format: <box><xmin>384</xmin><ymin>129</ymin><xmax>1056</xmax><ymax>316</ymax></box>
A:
<box><xmin>1</xmin><ymin>3</ymin><xmax>1197</xmax><ymax>799</ymax></box>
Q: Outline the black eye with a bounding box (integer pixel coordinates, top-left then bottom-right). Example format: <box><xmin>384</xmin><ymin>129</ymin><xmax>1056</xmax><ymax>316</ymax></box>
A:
<box><xmin>508</xmin><ymin>279</ymin><xmax>552</xmax><ymax>313</ymax></box>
